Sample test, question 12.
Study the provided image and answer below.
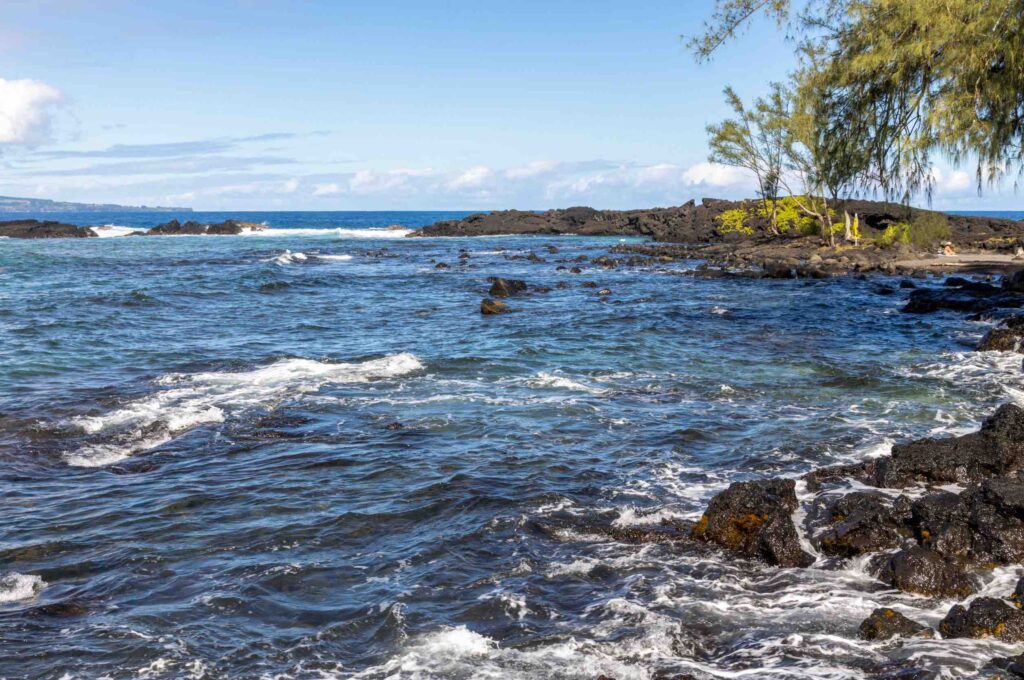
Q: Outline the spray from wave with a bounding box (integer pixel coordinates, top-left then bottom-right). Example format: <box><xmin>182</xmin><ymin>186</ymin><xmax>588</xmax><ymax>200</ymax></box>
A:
<box><xmin>65</xmin><ymin>353</ymin><xmax>424</xmax><ymax>467</ymax></box>
<box><xmin>89</xmin><ymin>224</ymin><xmax>138</xmax><ymax>238</ymax></box>
<box><xmin>0</xmin><ymin>573</ymin><xmax>45</xmax><ymax>603</ymax></box>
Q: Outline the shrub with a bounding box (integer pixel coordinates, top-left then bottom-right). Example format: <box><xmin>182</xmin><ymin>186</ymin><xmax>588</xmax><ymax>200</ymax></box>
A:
<box><xmin>874</xmin><ymin>213</ymin><xmax>951</xmax><ymax>249</ymax></box>
<box><xmin>758</xmin><ymin>196</ymin><xmax>818</xmax><ymax>234</ymax></box>
<box><xmin>875</xmin><ymin>222</ymin><xmax>911</xmax><ymax>248</ymax></box>
<box><xmin>909</xmin><ymin>212</ymin><xmax>951</xmax><ymax>248</ymax></box>
<box><xmin>716</xmin><ymin>208</ymin><xmax>754</xmax><ymax>235</ymax></box>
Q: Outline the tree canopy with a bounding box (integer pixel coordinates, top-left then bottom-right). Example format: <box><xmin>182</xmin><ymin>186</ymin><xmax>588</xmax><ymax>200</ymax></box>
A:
<box><xmin>691</xmin><ymin>0</ymin><xmax>1024</xmax><ymax>202</ymax></box>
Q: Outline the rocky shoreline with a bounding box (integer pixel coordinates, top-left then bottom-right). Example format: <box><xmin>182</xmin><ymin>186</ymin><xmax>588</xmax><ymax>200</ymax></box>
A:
<box><xmin>685</xmin><ymin>400</ymin><xmax>1024</xmax><ymax>671</ymax></box>
<box><xmin>474</xmin><ymin>248</ymin><xmax>1024</xmax><ymax>676</ymax></box>
<box><xmin>412</xmin><ymin>197</ymin><xmax>1022</xmax><ymax>243</ymax></box>
<box><xmin>0</xmin><ymin>218</ymin><xmax>265</xmax><ymax>239</ymax></box>
<box><xmin>625</xmin><ymin>267</ymin><xmax>1024</xmax><ymax>676</ymax></box>
<box><xmin>414</xmin><ymin>198</ymin><xmax>1024</xmax><ymax>281</ymax></box>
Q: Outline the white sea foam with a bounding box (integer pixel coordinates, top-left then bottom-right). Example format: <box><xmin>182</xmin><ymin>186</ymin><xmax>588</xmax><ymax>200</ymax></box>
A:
<box><xmin>65</xmin><ymin>353</ymin><xmax>423</xmax><ymax>467</ymax></box>
<box><xmin>527</xmin><ymin>372</ymin><xmax>609</xmax><ymax>396</ymax></box>
<box><xmin>0</xmin><ymin>572</ymin><xmax>45</xmax><ymax>603</ymax></box>
<box><xmin>89</xmin><ymin>224</ymin><xmax>138</xmax><ymax>238</ymax></box>
<box><xmin>240</xmin><ymin>227</ymin><xmax>413</xmax><ymax>239</ymax></box>
<box><xmin>353</xmin><ymin>625</ymin><xmax>647</xmax><ymax>680</ymax></box>
<box><xmin>611</xmin><ymin>506</ymin><xmax>689</xmax><ymax>528</ymax></box>
<box><xmin>268</xmin><ymin>250</ymin><xmax>355</xmax><ymax>265</ymax></box>
<box><xmin>901</xmin><ymin>350</ymin><xmax>1024</xmax><ymax>403</ymax></box>
<box><xmin>272</xmin><ymin>249</ymin><xmax>309</xmax><ymax>265</ymax></box>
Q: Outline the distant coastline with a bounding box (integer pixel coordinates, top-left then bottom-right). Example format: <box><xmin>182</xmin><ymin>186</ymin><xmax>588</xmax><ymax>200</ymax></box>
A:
<box><xmin>0</xmin><ymin>196</ymin><xmax>190</xmax><ymax>214</ymax></box>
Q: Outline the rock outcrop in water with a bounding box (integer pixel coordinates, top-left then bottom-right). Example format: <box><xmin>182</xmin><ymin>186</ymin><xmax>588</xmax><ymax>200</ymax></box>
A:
<box><xmin>487</xmin><ymin>277</ymin><xmax>527</xmax><ymax>298</ymax></box>
<box><xmin>940</xmin><ymin>597</ymin><xmax>1024</xmax><ymax>641</ymax></box>
<box><xmin>694</xmin><ymin>401</ymin><xmax>1024</xmax><ymax>652</ymax></box>
<box><xmin>0</xmin><ymin>219</ymin><xmax>97</xmax><ymax>239</ymax></box>
<box><xmin>859</xmin><ymin>608</ymin><xmax>933</xmax><ymax>641</ymax></box>
<box><xmin>142</xmin><ymin>219</ymin><xmax>266</xmax><ymax>235</ymax></box>
<box><xmin>691</xmin><ymin>478</ymin><xmax>813</xmax><ymax>567</ymax></box>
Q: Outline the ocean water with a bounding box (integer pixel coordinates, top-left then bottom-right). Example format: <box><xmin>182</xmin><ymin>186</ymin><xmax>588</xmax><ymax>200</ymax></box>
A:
<box><xmin>1</xmin><ymin>210</ymin><xmax>1023</xmax><ymax>679</ymax></box>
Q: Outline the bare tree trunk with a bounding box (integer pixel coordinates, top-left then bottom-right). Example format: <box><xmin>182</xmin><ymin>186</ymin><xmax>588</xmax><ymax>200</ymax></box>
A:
<box><xmin>844</xmin><ymin>211</ymin><xmax>852</xmax><ymax>242</ymax></box>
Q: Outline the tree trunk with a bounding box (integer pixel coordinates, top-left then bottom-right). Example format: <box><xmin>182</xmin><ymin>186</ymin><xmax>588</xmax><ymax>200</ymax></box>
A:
<box><xmin>844</xmin><ymin>211</ymin><xmax>852</xmax><ymax>242</ymax></box>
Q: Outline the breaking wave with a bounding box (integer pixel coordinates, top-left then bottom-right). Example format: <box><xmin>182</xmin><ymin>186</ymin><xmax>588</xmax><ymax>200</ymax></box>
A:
<box><xmin>65</xmin><ymin>353</ymin><xmax>424</xmax><ymax>467</ymax></box>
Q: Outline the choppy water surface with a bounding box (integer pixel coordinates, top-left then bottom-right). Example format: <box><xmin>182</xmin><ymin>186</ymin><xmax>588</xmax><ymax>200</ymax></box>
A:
<box><xmin>2</xmin><ymin>211</ymin><xmax>1023</xmax><ymax>679</ymax></box>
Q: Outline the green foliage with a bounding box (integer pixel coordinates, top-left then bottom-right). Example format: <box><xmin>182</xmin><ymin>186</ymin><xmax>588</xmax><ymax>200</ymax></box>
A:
<box><xmin>714</xmin><ymin>196</ymin><xmax>834</xmax><ymax>239</ymax></box>
<box><xmin>875</xmin><ymin>223</ymin><xmax>910</xmax><ymax>248</ymax></box>
<box><xmin>874</xmin><ymin>213</ymin><xmax>951</xmax><ymax>249</ymax></box>
<box><xmin>716</xmin><ymin>208</ymin><xmax>754</xmax><ymax>235</ymax></box>
<box><xmin>908</xmin><ymin>212</ymin><xmax>951</xmax><ymax>248</ymax></box>
<box><xmin>756</xmin><ymin>196</ymin><xmax>817</xmax><ymax>233</ymax></box>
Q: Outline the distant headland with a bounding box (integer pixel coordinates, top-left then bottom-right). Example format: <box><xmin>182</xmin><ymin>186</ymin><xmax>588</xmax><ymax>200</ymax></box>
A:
<box><xmin>0</xmin><ymin>196</ymin><xmax>191</xmax><ymax>214</ymax></box>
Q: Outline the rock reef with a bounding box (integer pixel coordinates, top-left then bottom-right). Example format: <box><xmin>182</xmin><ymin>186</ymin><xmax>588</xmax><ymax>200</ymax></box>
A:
<box><xmin>0</xmin><ymin>220</ymin><xmax>97</xmax><ymax>239</ymax></box>
<box><xmin>140</xmin><ymin>219</ymin><xmax>266</xmax><ymax>236</ymax></box>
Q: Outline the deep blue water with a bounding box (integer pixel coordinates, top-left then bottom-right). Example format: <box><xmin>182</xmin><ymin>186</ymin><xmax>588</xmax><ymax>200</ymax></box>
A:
<box><xmin>2</xmin><ymin>211</ymin><xmax>1024</xmax><ymax>679</ymax></box>
<box><xmin>948</xmin><ymin>210</ymin><xmax>1024</xmax><ymax>220</ymax></box>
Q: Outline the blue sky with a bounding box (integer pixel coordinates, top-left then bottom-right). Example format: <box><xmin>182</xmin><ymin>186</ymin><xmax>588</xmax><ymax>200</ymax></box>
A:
<box><xmin>0</xmin><ymin>0</ymin><xmax>1017</xmax><ymax>210</ymax></box>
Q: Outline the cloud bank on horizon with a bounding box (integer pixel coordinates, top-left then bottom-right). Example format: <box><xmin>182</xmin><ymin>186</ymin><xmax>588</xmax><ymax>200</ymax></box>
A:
<box><xmin>0</xmin><ymin>1</ymin><xmax>1015</xmax><ymax>212</ymax></box>
<box><xmin>0</xmin><ymin>103</ymin><xmax>995</xmax><ymax>211</ymax></box>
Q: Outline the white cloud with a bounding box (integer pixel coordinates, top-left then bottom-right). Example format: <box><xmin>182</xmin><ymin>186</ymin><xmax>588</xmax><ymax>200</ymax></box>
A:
<box><xmin>636</xmin><ymin>163</ymin><xmax>684</xmax><ymax>184</ymax></box>
<box><xmin>681</xmin><ymin>162</ymin><xmax>753</xmax><ymax>188</ymax></box>
<box><xmin>346</xmin><ymin>168</ymin><xmax>438</xmax><ymax>195</ymax></box>
<box><xmin>447</xmin><ymin>165</ymin><xmax>493</xmax><ymax>190</ymax></box>
<box><xmin>312</xmin><ymin>182</ymin><xmax>342</xmax><ymax>196</ymax></box>
<box><xmin>0</xmin><ymin>78</ymin><xmax>64</xmax><ymax>147</ymax></box>
<box><xmin>282</xmin><ymin>178</ymin><xmax>300</xmax><ymax>193</ymax></box>
<box><xmin>931</xmin><ymin>166</ymin><xmax>974</xmax><ymax>194</ymax></box>
<box><xmin>504</xmin><ymin>160</ymin><xmax>560</xmax><ymax>180</ymax></box>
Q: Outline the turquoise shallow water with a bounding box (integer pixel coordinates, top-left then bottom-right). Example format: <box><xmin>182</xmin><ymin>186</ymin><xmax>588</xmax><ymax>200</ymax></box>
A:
<box><xmin>1</xmin><ymin>211</ymin><xmax>1024</xmax><ymax>678</ymax></box>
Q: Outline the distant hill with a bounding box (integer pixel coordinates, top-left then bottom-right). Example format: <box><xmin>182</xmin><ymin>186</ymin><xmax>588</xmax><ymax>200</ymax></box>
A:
<box><xmin>0</xmin><ymin>196</ymin><xmax>190</xmax><ymax>214</ymax></box>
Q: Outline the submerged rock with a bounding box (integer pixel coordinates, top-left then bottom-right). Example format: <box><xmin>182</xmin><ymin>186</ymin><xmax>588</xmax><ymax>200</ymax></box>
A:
<box><xmin>939</xmin><ymin>597</ymin><xmax>1024</xmax><ymax>641</ymax></box>
<box><xmin>25</xmin><ymin>600</ymin><xmax>89</xmax><ymax>618</ymax></box>
<box><xmin>487</xmin><ymin>277</ymin><xmax>527</xmax><ymax>298</ymax></box>
<box><xmin>990</xmin><ymin>653</ymin><xmax>1024</xmax><ymax>678</ymax></box>
<box><xmin>480</xmin><ymin>299</ymin><xmax>509</xmax><ymax>315</ymax></box>
<box><xmin>859</xmin><ymin>608</ymin><xmax>933</xmax><ymax>641</ymax></box>
<box><xmin>691</xmin><ymin>478</ymin><xmax>813</xmax><ymax>567</ymax></box>
<box><xmin>903</xmin><ymin>285</ymin><xmax>1024</xmax><ymax>314</ymax></box>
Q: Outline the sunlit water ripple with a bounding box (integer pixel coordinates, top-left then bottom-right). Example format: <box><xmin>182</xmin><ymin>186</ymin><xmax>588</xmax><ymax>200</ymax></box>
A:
<box><xmin>1</xmin><ymin>211</ymin><xmax>1022</xmax><ymax>679</ymax></box>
